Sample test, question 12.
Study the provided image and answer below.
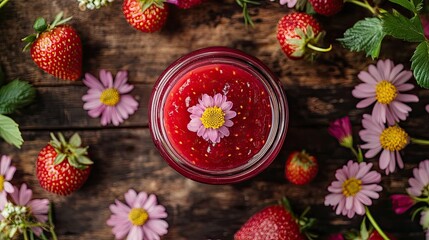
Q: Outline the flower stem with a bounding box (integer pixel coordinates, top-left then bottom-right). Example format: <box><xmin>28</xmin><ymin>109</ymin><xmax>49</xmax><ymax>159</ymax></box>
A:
<box><xmin>307</xmin><ymin>43</ymin><xmax>332</xmax><ymax>53</ymax></box>
<box><xmin>30</xmin><ymin>231</ymin><xmax>35</xmax><ymax>240</ymax></box>
<box><xmin>411</xmin><ymin>138</ymin><xmax>429</xmax><ymax>146</ymax></box>
<box><xmin>365</xmin><ymin>207</ymin><xmax>390</xmax><ymax>240</ymax></box>
<box><xmin>412</xmin><ymin>196</ymin><xmax>429</xmax><ymax>203</ymax></box>
<box><xmin>0</xmin><ymin>0</ymin><xmax>10</xmax><ymax>9</ymax></box>
<box><xmin>48</xmin><ymin>203</ymin><xmax>58</xmax><ymax>240</ymax></box>
<box><xmin>40</xmin><ymin>232</ymin><xmax>48</xmax><ymax>240</ymax></box>
<box><xmin>23</xmin><ymin>229</ymin><xmax>29</xmax><ymax>240</ymax></box>
<box><xmin>344</xmin><ymin>0</ymin><xmax>377</xmax><ymax>15</ymax></box>
<box><xmin>349</xmin><ymin>146</ymin><xmax>364</xmax><ymax>163</ymax></box>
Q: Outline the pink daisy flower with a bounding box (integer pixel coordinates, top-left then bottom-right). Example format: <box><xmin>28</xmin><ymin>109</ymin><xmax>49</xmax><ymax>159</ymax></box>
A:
<box><xmin>107</xmin><ymin>189</ymin><xmax>168</xmax><ymax>240</ymax></box>
<box><xmin>8</xmin><ymin>184</ymin><xmax>50</xmax><ymax>236</ymax></box>
<box><xmin>82</xmin><ymin>70</ymin><xmax>139</xmax><ymax>126</ymax></box>
<box><xmin>360</xmin><ymin>114</ymin><xmax>409</xmax><ymax>174</ymax></box>
<box><xmin>352</xmin><ymin>59</ymin><xmax>418</xmax><ymax>125</ymax></box>
<box><xmin>407</xmin><ymin>160</ymin><xmax>429</xmax><ymax>197</ymax></box>
<box><xmin>324</xmin><ymin>160</ymin><xmax>382</xmax><ymax>218</ymax></box>
<box><xmin>0</xmin><ymin>155</ymin><xmax>15</xmax><ymax>208</ymax></box>
<box><xmin>187</xmin><ymin>93</ymin><xmax>237</xmax><ymax>144</ymax></box>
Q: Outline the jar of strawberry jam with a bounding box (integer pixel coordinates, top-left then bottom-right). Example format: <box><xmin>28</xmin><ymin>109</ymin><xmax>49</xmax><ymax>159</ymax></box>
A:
<box><xmin>149</xmin><ymin>47</ymin><xmax>288</xmax><ymax>184</ymax></box>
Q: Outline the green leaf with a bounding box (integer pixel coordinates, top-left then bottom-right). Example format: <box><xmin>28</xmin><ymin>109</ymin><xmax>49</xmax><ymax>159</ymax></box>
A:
<box><xmin>73</xmin><ymin>147</ymin><xmax>88</xmax><ymax>156</ymax></box>
<box><xmin>33</xmin><ymin>17</ymin><xmax>47</xmax><ymax>32</ymax></box>
<box><xmin>54</xmin><ymin>153</ymin><xmax>67</xmax><ymax>165</ymax></box>
<box><xmin>338</xmin><ymin>18</ymin><xmax>386</xmax><ymax>59</ymax></box>
<box><xmin>0</xmin><ymin>114</ymin><xmax>23</xmax><ymax>148</ymax></box>
<box><xmin>411</xmin><ymin>41</ymin><xmax>429</xmax><ymax>88</ymax></box>
<box><xmin>69</xmin><ymin>133</ymin><xmax>81</xmax><ymax>147</ymax></box>
<box><xmin>67</xmin><ymin>156</ymin><xmax>81</xmax><ymax>169</ymax></box>
<box><xmin>412</xmin><ymin>0</ymin><xmax>423</xmax><ymax>11</ymax></box>
<box><xmin>21</xmin><ymin>34</ymin><xmax>37</xmax><ymax>43</ymax></box>
<box><xmin>50</xmin><ymin>12</ymin><xmax>64</xmax><ymax>27</ymax></box>
<box><xmin>382</xmin><ymin>11</ymin><xmax>425</xmax><ymax>42</ymax></box>
<box><xmin>77</xmin><ymin>155</ymin><xmax>93</xmax><ymax>165</ymax></box>
<box><xmin>389</xmin><ymin>0</ymin><xmax>416</xmax><ymax>12</ymax></box>
<box><xmin>360</xmin><ymin>217</ymin><xmax>369</xmax><ymax>239</ymax></box>
<box><xmin>0</xmin><ymin>80</ymin><xmax>36</xmax><ymax>115</ymax></box>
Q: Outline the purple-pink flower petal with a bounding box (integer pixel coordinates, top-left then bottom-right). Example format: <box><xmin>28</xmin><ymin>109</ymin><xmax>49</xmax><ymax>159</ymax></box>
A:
<box><xmin>82</xmin><ymin>70</ymin><xmax>139</xmax><ymax>126</ymax></box>
<box><xmin>353</xmin><ymin>59</ymin><xmax>418</xmax><ymax>125</ymax></box>
<box><xmin>107</xmin><ymin>189</ymin><xmax>168</xmax><ymax>240</ymax></box>
<box><xmin>187</xmin><ymin>93</ymin><xmax>236</xmax><ymax>144</ymax></box>
<box><xmin>325</xmin><ymin>160</ymin><xmax>382</xmax><ymax>219</ymax></box>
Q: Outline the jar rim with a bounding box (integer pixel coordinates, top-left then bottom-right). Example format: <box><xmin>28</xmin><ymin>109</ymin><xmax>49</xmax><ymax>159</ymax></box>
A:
<box><xmin>148</xmin><ymin>47</ymin><xmax>289</xmax><ymax>184</ymax></box>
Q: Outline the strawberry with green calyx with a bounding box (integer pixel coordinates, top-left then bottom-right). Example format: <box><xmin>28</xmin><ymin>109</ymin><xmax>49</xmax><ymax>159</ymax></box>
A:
<box><xmin>234</xmin><ymin>197</ymin><xmax>317</xmax><ymax>240</ymax></box>
<box><xmin>285</xmin><ymin>150</ymin><xmax>318</xmax><ymax>185</ymax></box>
<box><xmin>123</xmin><ymin>0</ymin><xmax>169</xmax><ymax>33</ymax></box>
<box><xmin>22</xmin><ymin>12</ymin><xmax>82</xmax><ymax>81</ymax></box>
<box><xmin>277</xmin><ymin>12</ymin><xmax>332</xmax><ymax>60</ymax></box>
<box><xmin>36</xmin><ymin>133</ymin><xmax>93</xmax><ymax>196</ymax></box>
<box><xmin>166</xmin><ymin>0</ymin><xmax>204</xmax><ymax>9</ymax></box>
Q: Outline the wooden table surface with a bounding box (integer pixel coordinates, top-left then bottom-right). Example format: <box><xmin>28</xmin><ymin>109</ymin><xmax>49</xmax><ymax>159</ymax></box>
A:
<box><xmin>1</xmin><ymin>0</ymin><xmax>428</xmax><ymax>239</ymax></box>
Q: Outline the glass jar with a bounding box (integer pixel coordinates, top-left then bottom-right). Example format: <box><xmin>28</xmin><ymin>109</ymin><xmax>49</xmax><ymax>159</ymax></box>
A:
<box><xmin>149</xmin><ymin>47</ymin><xmax>288</xmax><ymax>184</ymax></box>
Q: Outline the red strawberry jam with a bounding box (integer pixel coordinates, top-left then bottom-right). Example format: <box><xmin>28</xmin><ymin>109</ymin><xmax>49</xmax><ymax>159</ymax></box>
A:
<box><xmin>164</xmin><ymin>63</ymin><xmax>272</xmax><ymax>171</ymax></box>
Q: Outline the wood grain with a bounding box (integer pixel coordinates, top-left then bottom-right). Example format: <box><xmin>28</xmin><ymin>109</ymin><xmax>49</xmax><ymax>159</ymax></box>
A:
<box><xmin>0</xmin><ymin>0</ymin><xmax>428</xmax><ymax>239</ymax></box>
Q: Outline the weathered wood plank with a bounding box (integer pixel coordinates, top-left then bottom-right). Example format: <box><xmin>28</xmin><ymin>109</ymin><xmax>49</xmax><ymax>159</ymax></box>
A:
<box><xmin>9</xmin><ymin>84</ymin><xmax>427</xmax><ymax>131</ymax></box>
<box><xmin>0</xmin><ymin>1</ymin><xmax>415</xmax><ymax>88</ymax></box>
<box><xmin>0</xmin><ymin>128</ymin><xmax>422</xmax><ymax>239</ymax></box>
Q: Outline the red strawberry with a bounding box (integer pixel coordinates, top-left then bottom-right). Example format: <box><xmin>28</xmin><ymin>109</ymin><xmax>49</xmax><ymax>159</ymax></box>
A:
<box><xmin>235</xmin><ymin>198</ymin><xmax>312</xmax><ymax>240</ymax></box>
<box><xmin>285</xmin><ymin>150</ymin><xmax>318</xmax><ymax>185</ymax></box>
<box><xmin>23</xmin><ymin>12</ymin><xmax>82</xmax><ymax>81</ymax></box>
<box><xmin>277</xmin><ymin>12</ymin><xmax>331</xmax><ymax>60</ymax></box>
<box><xmin>123</xmin><ymin>0</ymin><xmax>169</xmax><ymax>33</ymax></box>
<box><xmin>36</xmin><ymin>133</ymin><xmax>93</xmax><ymax>196</ymax></box>
<box><xmin>369</xmin><ymin>230</ymin><xmax>397</xmax><ymax>240</ymax></box>
<box><xmin>166</xmin><ymin>0</ymin><xmax>204</xmax><ymax>9</ymax></box>
<box><xmin>309</xmin><ymin>0</ymin><xmax>344</xmax><ymax>16</ymax></box>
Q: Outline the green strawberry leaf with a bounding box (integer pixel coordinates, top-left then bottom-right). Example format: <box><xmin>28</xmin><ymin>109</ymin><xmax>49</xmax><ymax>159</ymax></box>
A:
<box><xmin>69</xmin><ymin>133</ymin><xmax>81</xmax><ymax>147</ymax></box>
<box><xmin>73</xmin><ymin>147</ymin><xmax>88</xmax><ymax>156</ymax></box>
<box><xmin>0</xmin><ymin>80</ymin><xmax>36</xmax><ymax>115</ymax></box>
<box><xmin>382</xmin><ymin>11</ymin><xmax>425</xmax><ymax>42</ymax></box>
<box><xmin>51</xmin><ymin>12</ymin><xmax>64</xmax><ymax>27</ymax></box>
<box><xmin>67</xmin><ymin>156</ymin><xmax>81</xmax><ymax>169</ymax></box>
<box><xmin>360</xmin><ymin>217</ymin><xmax>369</xmax><ymax>239</ymax></box>
<box><xmin>411</xmin><ymin>41</ymin><xmax>429</xmax><ymax>88</ymax></box>
<box><xmin>54</xmin><ymin>153</ymin><xmax>67</xmax><ymax>165</ymax></box>
<box><xmin>33</xmin><ymin>17</ymin><xmax>47</xmax><ymax>32</ymax></box>
<box><xmin>388</xmin><ymin>0</ymin><xmax>418</xmax><ymax>12</ymax></box>
<box><xmin>338</xmin><ymin>18</ymin><xmax>386</xmax><ymax>59</ymax></box>
<box><xmin>77</xmin><ymin>155</ymin><xmax>93</xmax><ymax>165</ymax></box>
<box><xmin>21</xmin><ymin>34</ymin><xmax>37</xmax><ymax>43</ymax></box>
<box><xmin>0</xmin><ymin>114</ymin><xmax>23</xmax><ymax>148</ymax></box>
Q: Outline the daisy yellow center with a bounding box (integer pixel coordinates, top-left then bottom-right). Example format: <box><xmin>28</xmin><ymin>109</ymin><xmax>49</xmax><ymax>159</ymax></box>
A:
<box><xmin>379</xmin><ymin>126</ymin><xmax>409</xmax><ymax>151</ymax></box>
<box><xmin>0</xmin><ymin>175</ymin><xmax>4</xmax><ymax>192</ymax></box>
<box><xmin>342</xmin><ymin>178</ymin><xmax>362</xmax><ymax>197</ymax></box>
<box><xmin>128</xmin><ymin>208</ymin><xmax>149</xmax><ymax>226</ymax></box>
<box><xmin>100</xmin><ymin>88</ymin><xmax>120</xmax><ymax>106</ymax></box>
<box><xmin>375</xmin><ymin>80</ymin><xmax>397</xmax><ymax>104</ymax></box>
<box><xmin>200</xmin><ymin>106</ymin><xmax>225</xmax><ymax>129</ymax></box>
